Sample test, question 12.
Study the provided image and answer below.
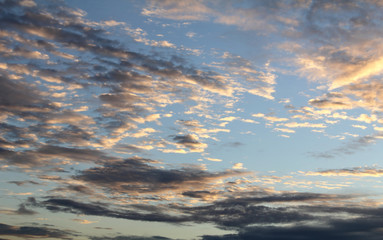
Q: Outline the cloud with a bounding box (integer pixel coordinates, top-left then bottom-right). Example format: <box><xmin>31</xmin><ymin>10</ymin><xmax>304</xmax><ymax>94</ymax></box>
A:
<box><xmin>19</xmin><ymin>0</ymin><xmax>36</xmax><ymax>8</ymax></box>
<box><xmin>0</xmin><ymin>74</ymin><xmax>53</xmax><ymax>115</ymax></box>
<box><xmin>8</xmin><ymin>180</ymin><xmax>40</xmax><ymax>186</ymax></box>
<box><xmin>172</xmin><ymin>134</ymin><xmax>207</xmax><ymax>152</ymax></box>
<box><xmin>273</xmin><ymin>128</ymin><xmax>295</xmax><ymax>133</ymax></box>
<box><xmin>225</xmin><ymin>142</ymin><xmax>245</xmax><ymax>148</ymax></box>
<box><xmin>274</xmin><ymin>0</ymin><xmax>383</xmax><ymax>133</ymax></box>
<box><xmin>344</xmin><ymin>81</ymin><xmax>383</xmax><ymax>113</ymax></box>
<box><xmin>252</xmin><ymin>113</ymin><xmax>289</xmax><ymax>123</ymax></box>
<box><xmin>24</xmin><ymin>165</ymin><xmax>383</xmax><ymax>240</ymax></box>
<box><xmin>0</xmin><ymin>222</ymin><xmax>75</xmax><ymax>239</ymax></box>
<box><xmin>28</xmin><ymin>187</ymin><xmax>364</xmax><ymax>233</ymax></box>
<box><xmin>281</xmin><ymin>122</ymin><xmax>327</xmax><ymax>129</ymax></box>
<box><xmin>352</xmin><ymin>124</ymin><xmax>367</xmax><ymax>130</ymax></box>
<box><xmin>0</xmin><ymin>203</ymin><xmax>37</xmax><ymax>215</ymax></box>
<box><xmin>306</xmin><ymin>166</ymin><xmax>383</xmax><ymax>177</ymax></box>
<box><xmin>49</xmin><ymin>184</ymin><xmax>97</xmax><ymax>197</ymax></box>
<box><xmin>142</xmin><ymin>0</ymin><xmax>304</xmax><ymax>32</ymax></box>
<box><xmin>178</xmin><ymin>192</ymin><xmax>356</xmax><ymax>229</ymax></box>
<box><xmin>309</xmin><ymin>97</ymin><xmax>353</xmax><ymax>110</ymax></box>
<box><xmin>310</xmin><ymin>133</ymin><xmax>383</xmax><ymax>158</ymax></box>
<box><xmin>15</xmin><ymin>203</ymin><xmax>38</xmax><ymax>215</ymax></box>
<box><xmin>142</xmin><ymin>0</ymin><xmax>213</xmax><ymax>21</ymax></box>
<box><xmin>205</xmin><ymin>157</ymin><xmax>222</xmax><ymax>162</ymax></box>
<box><xmin>3</xmin><ymin>1</ymin><xmax>383</xmax><ymax>239</ymax></box>
<box><xmin>197</xmin><ymin>195</ymin><xmax>383</xmax><ymax>239</ymax></box>
<box><xmin>34</xmin><ymin>198</ymin><xmax>189</xmax><ymax>223</ymax></box>
<box><xmin>125</xmin><ymin>26</ymin><xmax>176</xmax><ymax>49</ymax></box>
<box><xmin>73</xmin><ymin>157</ymin><xmax>242</xmax><ymax>194</ymax></box>
<box><xmin>72</xmin><ymin>219</ymin><xmax>98</xmax><ymax>224</ymax></box>
<box><xmin>0</xmin><ymin>0</ymin><xmax>259</xmax><ymax>176</ymax></box>
<box><xmin>175</xmin><ymin>119</ymin><xmax>230</xmax><ymax>141</ymax></box>
<box><xmin>177</xmin><ymin>120</ymin><xmax>203</xmax><ymax>128</ymax></box>
<box><xmin>216</xmin><ymin>53</ymin><xmax>277</xmax><ymax>100</ymax></box>
<box><xmin>330</xmin><ymin>56</ymin><xmax>383</xmax><ymax>90</ymax></box>
<box><xmin>232</xmin><ymin>163</ymin><xmax>244</xmax><ymax>170</ymax></box>
<box><xmin>202</xmin><ymin>217</ymin><xmax>383</xmax><ymax>240</ymax></box>
<box><xmin>90</xmin><ymin>235</ymin><xmax>174</xmax><ymax>240</ymax></box>
<box><xmin>0</xmin><ymin>144</ymin><xmax>115</xmax><ymax>168</ymax></box>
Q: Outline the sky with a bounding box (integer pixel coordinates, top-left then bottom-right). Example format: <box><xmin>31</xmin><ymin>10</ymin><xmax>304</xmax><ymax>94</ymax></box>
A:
<box><xmin>2</xmin><ymin>0</ymin><xmax>383</xmax><ymax>239</ymax></box>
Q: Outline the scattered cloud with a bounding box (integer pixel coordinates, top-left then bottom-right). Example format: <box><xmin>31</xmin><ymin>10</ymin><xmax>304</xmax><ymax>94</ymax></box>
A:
<box><xmin>3</xmin><ymin>0</ymin><xmax>383</xmax><ymax>239</ymax></box>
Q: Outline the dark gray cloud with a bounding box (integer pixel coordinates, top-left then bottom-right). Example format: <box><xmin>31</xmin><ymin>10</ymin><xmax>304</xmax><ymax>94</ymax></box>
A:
<box><xmin>15</xmin><ymin>203</ymin><xmax>38</xmax><ymax>215</ymax></box>
<box><xmin>27</xmin><ymin>186</ymin><xmax>358</xmax><ymax>228</ymax></box>
<box><xmin>309</xmin><ymin>98</ymin><xmax>350</xmax><ymax>109</ymax></box>
<box><xmin>0</xmin><ymin>75</ymin><xmax>53</xmax><ymax>116</ymax></box>
<box><xmin>98</xmin><ymin>92</ymin><xmax>142</xmax><ymax>112</ymax></box>
<box><xmin>0</xmin><ymin>222</ymin><xmax>75</xmax><ymax>239</ymax></box>
<box><xmin>0</xmin><ymin>144</ymin><xmax>114</xmax><ymax>168</ymax></box>
<box><xmin>27</xmin><ymin>189</ymin><xmax>383</xmax><ymax>240</ymax></box>
<box><xmin>8</xmin><ymin>180</ymin><xmax>40</xmax><ymax>186</ymax></box>
<box><xmin>27</xmin><ymin>194</ymin><xmax>313</xmax><ymax>228</ymax></box>
<box><xmin>0</xmin><ymin>123</ymin><xmax>39</xmax><ymax>149</ymax></box>
<box><xmin>306</xmin><ymin>166</ymin><xmax>383</xmax><ymax>177</ymax></box>
<box><xmin>0</xmin><ymin>147</ymin><xmax>41</xmax><ymax>167</ymax></box>
<box><xmin>49</xmin><ymin>184</ymin><xmax>96</xmax><ymax>196</ymax></box>
<box><xmin>202</xmin><ymin>217</ymin><xmax>383</xmax><ymax>240</ymax></box>
<box><xmin>74</xmin><ymin>157</ymin><xmax>241</xmax><ymax>193</ymax></box>
<box><xmin>199</xmin><ymin>202</ymin><xmax>383</xmax><ymax>239</ymax></box>
<box><xmin>172</xmin><ymin>134</ymin><xmax>205</xmax><ymax>150</ymax></box>
<box><xmin>182</xmin><ymin>190</ymin><xmax>213</xmax><ymax>199</ymax></box>
<box><xmin>90</xmin><ymin>235</ymin><xmax>174</xmax><ymax>240</ymax></box>
<box><xmin>23</xmin><ymin>178</ymin><xmax>383</xmax><ymax>239</ymax></box>
<box><xmin>0</xmin><ymin>203</ymin><xmax>38</xmax><ymax>215</ymax></box>
<box><xmin>179</xmin><ymin>192</ymin><xmax>352</xmax><ymax>229</ymax></box>
<box><xmin>40</xmin><ymin>125</ymin><xmax>97</xmax><ymax>146</ymax></box>
<box><xmin>94</xmin><ymin>227</ymin><xmax>113</xmax><ymax>230</ymax></box>
<box><xmin>33</xmin><ymin>198</ymin><xmax>188</xmax><ymax>223</ymax></box>
<box><xmin>93</xmin><ymin>69</ymin><xmax>153</xmax><ymax>93</ymax></box>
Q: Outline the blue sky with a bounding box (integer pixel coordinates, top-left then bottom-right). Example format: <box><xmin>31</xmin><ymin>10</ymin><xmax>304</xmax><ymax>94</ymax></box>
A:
<box><xmin>2</xmin><ymin>0</ymin><xmax>383</xmax><ymax>239</ymax></box>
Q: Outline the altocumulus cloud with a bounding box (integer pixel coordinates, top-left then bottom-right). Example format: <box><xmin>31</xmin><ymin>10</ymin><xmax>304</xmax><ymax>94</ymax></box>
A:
<box><xmin>3</xmin><ymin>0</ymin><xmax>383</xmax><ymax>240</ymax></box>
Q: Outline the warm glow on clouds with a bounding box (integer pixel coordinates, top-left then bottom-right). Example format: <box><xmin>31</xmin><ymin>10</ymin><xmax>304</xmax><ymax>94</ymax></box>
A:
<box><xmin>2</xmin><ymin>1</ymin><xmax>383</xmax><ymax>240</ymax></box>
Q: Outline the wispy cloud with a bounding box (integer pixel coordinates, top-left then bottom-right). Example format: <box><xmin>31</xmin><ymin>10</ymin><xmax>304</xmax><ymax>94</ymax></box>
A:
<box><xmin>310</xmin><ymin>133</ymin><xmax>383</xmax><ymax>158</ymax></box>
<box><xmin>306</xmin><ymin>166</ymin><xmax>383</xmax><ymax>177</ymax></box>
